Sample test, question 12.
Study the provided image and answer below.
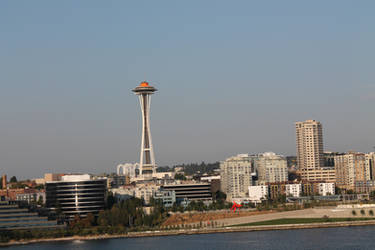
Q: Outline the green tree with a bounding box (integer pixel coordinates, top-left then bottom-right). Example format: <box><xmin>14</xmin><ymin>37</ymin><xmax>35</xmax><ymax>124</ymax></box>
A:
<box><xmin>335</xmin><ymin>186</ymin><xmax>343</xmax><ymax>195</ymax></box>
<box><xmin>346</xmin><ymin>189</ymin><xmax>354</xmax><ymax>194</ymax></box>
<box><xmin>37</xmin><ymin>196</ymin><xmax>44</xmax><ymax>206</ymax></box>
<box><xmin>177</xmin><ymin>205</ymin><xmax>184</xmax><ymax>213</ymax></box>
<box><xmin>106</xmin><ymin>192</ymin><xmax>116</xmax><ymax>209</ymax></box>
<box><xmin>98</xmin><ymin>210</ymin><xmax>110</xmax><ymax>227</ymax></box>
<box><xmin>10</xmin><ymin>176</ymin><xmax>17</xmax><ymax>183</ymax></box>
<box><xmin>82</xmin><ymin>213</ymin><xmax>96</xmax><ymax>227</ymax></box>
<box><xmin>171</xmin><ymin>202</ymin><xmax>178</xmax><ymax>212</ymax></box>
<box><xmin>214</xmin><ymin>191</ymin><xmax>226</xmax><ymax>201</ymax></box>
<box><xmin>35</xmin><ymin>184</ymin><xmax>45</xmax><ymax>190</ymax></box>
<box><xmin>174</xmin><ymin>173</ymin><xmax>187</xmax><ymax>181</ymax></box>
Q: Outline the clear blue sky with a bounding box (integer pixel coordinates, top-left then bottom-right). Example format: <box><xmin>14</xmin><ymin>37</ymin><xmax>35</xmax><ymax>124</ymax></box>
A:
<box><xmin>1</xmin><ymin>0</ymin><xmax>374</xmax><ymax>179</ymax></box>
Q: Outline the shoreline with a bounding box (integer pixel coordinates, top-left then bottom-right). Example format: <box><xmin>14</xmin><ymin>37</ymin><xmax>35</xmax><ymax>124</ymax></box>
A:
<box><xmin>2</xmin><ymin>220</ymin><xmax>375</xmax><ymax>247</ymax></box>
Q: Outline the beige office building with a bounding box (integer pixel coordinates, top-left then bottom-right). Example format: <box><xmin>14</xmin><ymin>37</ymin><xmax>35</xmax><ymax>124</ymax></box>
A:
<box><xmin>296</xmin><ymin>120</ymin><xmax>324</xmax><ymax>170</ymax></box>
<box><xmin>295</xmin><ymin>120</ymin><xmax>333</xmax><ymax>181</ymax></box>
<box><xmin>297</xmin><ymin>168</ymin><xmax>336</xmax><ymax>182</ymax></box>
<box><xmin>334</xmin><ymin>152</ymin><xmax>368</xmax><ymax>190</ymax></box>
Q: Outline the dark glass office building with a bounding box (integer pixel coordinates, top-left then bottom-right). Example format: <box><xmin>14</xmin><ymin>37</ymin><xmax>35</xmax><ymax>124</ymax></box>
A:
<box><xmin>46</xmin><ymin>176</ymin><xmax>106</xmax><ymax>219</ymax></box>
<box><xmin>162</xmin><ymin>183</ymin><xmax>212</xmax><ymax>203</ymax></box>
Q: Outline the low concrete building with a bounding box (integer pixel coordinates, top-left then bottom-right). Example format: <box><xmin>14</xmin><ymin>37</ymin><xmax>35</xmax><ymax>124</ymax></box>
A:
<box><xmin>153</xmin><ymin>190</ymin><xmax>176</xmax><ymax>207</ymax></box>
<box><xmin>318</xmin><ymin>183</ymin><xmax>335</xmax><ymax>196</ymax></box>
<box><xmin>0</xmin><ymin>188</ymin><xmax>44</xmax><ymax>203</ymax></box>
<box><xmin>111</xmin><ymin>184</ymin><xmax>160</xmax><ymax>204</ymax></box>
<box><xmin>248</xmin><ymin>185</ymin><xmax>268</xmax><ymax>203</ymax></box>
<box><xmin>200</xmin><ymin>175</ymin><xmax>221</xmax><ymax>182</ymax></box>
<box><xmin>285</xmin><ymin>184</ymin><xmax>302</xmax><ymax>197</ymax></box>
<box><xmin>16</xmin><ymin>190</ymin><xmax>45</xmax><ymax>204</ymax></box>
<box><xmin>135</xmin><ymin>184</ymin><xmax>160</xmax><ymax>204</ymax></box>
<box><xmin>107</xmin><ymin>175</ymin><xmax>130</xmax><ymax>188</ymax></box>
<box><xmin>44</xmin><ymin>173</ymin><xmax>64</xmax><ymax>182</ymax></box>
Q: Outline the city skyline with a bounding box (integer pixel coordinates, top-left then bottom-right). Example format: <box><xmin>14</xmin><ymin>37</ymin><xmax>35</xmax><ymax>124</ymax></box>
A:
<box><xmin>1</xmin><ymin>1</ymin><xmax>375</xmax><ymax>179</ymax></box>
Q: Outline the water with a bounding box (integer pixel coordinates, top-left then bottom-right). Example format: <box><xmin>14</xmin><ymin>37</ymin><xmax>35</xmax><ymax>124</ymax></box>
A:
<box><xmin>5</xmin><ymin>226</ymin><xmax>375</xmax><ymax>250</ymax></box>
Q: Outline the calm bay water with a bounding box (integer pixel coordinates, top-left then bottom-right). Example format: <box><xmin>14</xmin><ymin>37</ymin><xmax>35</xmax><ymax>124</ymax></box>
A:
<box><xmin>5</xmin><ymin>226</ymin><xmax>375</xmax><ymax>250</ymax></box>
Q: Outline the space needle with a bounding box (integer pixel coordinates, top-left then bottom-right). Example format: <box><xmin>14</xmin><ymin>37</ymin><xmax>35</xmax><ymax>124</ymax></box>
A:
<box><xmin>132</xmin><ymin>81</ymin><xmax>157</xmax><ymax>179</ymax></box>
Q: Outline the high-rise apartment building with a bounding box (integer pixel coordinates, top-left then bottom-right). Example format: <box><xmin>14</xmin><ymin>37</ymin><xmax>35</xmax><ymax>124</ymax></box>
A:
<box><xmin>296</xmin><ymin>120</ymin><xmax>335</xmax><ymax>181</ymax></box>
<box><xmin>334</xmin><ymin>152</ymin><xmax>368</xmax><ymax>190</ymax></box>
<box><xmin>324</xmin><ymin>152</ymin><xmax>344</xmax><ymax>168</ymax></box>
<box><xmin>220</xmin><ymin>154</ymin><xmax>254</xmax><ymax>201</ymax></box>
<box><xmin>296</xmin><ymin>120</ymin><xmax>324</xmax><ymax>170</ymax></box>
<box><xmin>255</xmin><ymin>152</ymin><xmax>288</xmax><ymax>185</ymax></box>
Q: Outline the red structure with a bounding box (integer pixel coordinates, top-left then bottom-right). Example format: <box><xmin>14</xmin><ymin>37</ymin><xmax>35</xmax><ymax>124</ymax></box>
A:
<box><xmin>231</xmin><ymin>201</ymin><xmax>242</xmax><ymax>212</ymax></box>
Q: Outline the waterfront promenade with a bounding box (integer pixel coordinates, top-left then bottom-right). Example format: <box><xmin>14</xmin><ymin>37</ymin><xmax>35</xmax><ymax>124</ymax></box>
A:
<box><xmin>216</xmin><ymin>207</ymin><xmax>361</xmax><ymax>226</ymax></box>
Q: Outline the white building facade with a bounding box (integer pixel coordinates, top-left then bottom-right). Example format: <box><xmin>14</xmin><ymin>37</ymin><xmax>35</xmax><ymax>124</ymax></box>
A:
<box><xmin>248</xmin><ymin>185</ymin><xmax>269</xmax><ymax>203</ymax></box>
<box><xmin>117</xmin><ymin>163</ymin><xmax>140</xmax><ymax>178</ymax></box>
<box><xmin>111</xmin><ymin>184</ymin><xmax>160</xmax><ymax>204</ymax></box>
<box><xmin>318</xmin><ymin>183</ymin><xmax>335</xmax><ymax>196</ymax></box>
<box><xmin>220</xmin><ymin>154</ymin><xmax>254</xmax><ymax>201</ymax></box>
<box><xmin>285</xmin><ymin>184</ymin><xmax>302</xmax><ymax>197</ymax></box>
<box><xmin>255</xmin><ymin>152</ymin><xmax>288</xmax><ymax>185</ymax></box>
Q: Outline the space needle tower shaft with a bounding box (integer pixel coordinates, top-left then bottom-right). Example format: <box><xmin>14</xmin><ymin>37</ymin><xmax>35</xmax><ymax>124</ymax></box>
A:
<box><xmin>132</xmin><ymin>81</ymin><xmax>157</xmax><ymax>178</ymax></box>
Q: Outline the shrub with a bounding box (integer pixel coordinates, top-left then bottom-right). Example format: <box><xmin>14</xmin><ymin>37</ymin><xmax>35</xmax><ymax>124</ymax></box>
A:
<box><xmin>322</xmin><ymin>215</ymin><xmax>331</xmax><ymax>222</ymax></box>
